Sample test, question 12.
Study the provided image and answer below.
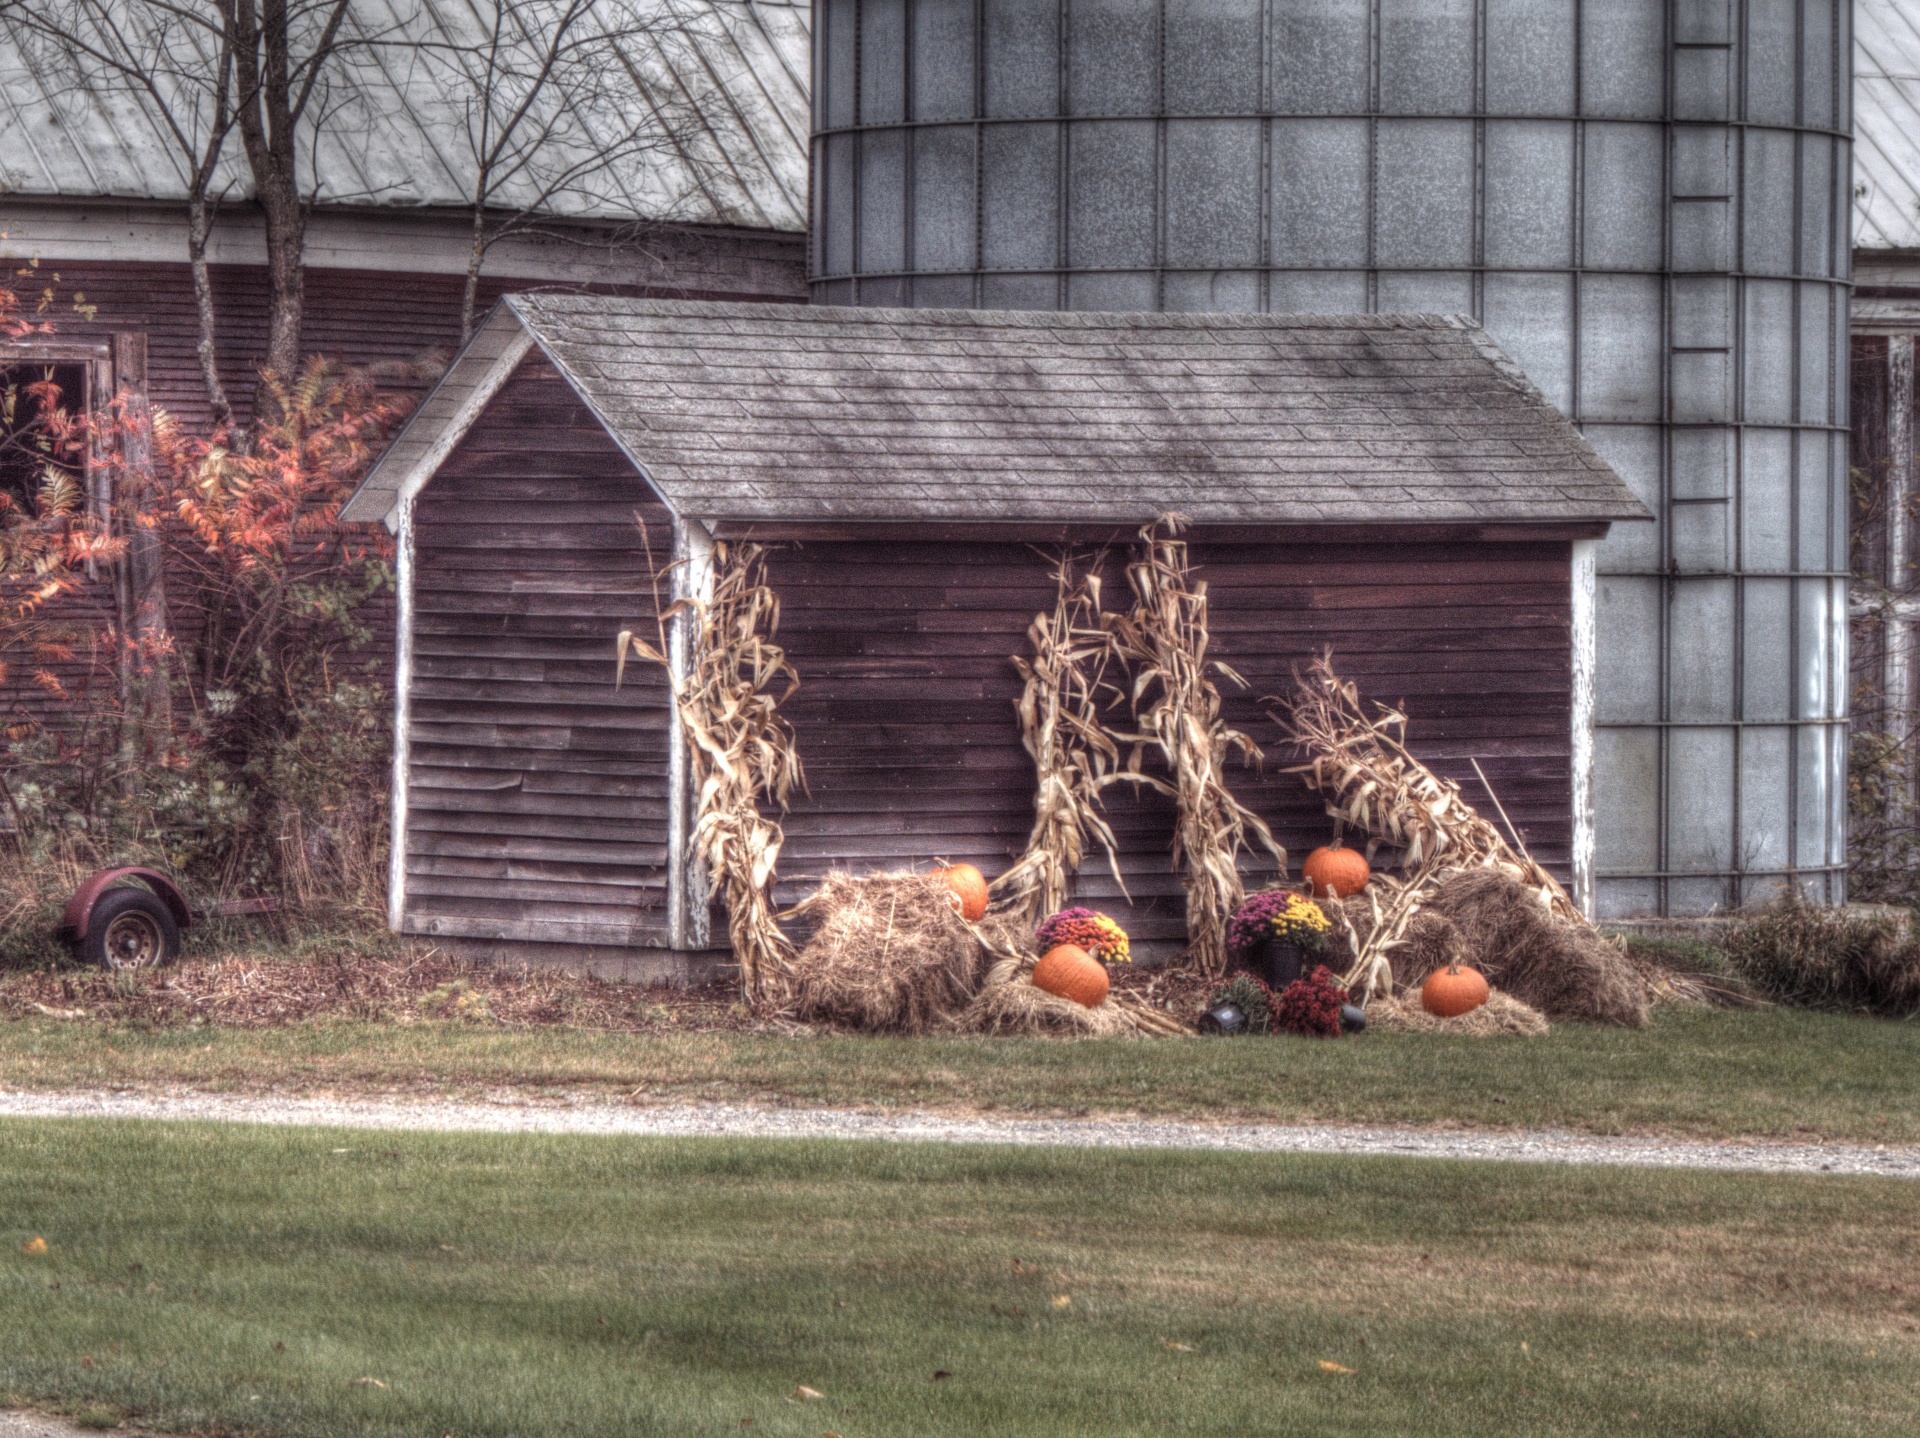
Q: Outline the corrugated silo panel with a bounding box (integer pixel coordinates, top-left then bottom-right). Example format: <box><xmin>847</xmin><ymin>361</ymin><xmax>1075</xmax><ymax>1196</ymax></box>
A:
<box><xmin>808</xmin><ymin>0</ymin><xmax>1853</xmax><ymax>915</ymax></box>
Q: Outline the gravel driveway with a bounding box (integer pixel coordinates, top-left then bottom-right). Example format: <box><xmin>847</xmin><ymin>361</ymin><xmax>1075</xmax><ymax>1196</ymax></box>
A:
<box><xmin>2</xmin><ymin>1087</ymin><xmax>1915</xmax><ymax>1178</ymax></box>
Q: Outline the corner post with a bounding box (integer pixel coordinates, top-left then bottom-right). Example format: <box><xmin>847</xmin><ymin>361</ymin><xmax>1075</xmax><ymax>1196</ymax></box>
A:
<box><xmin>1570</xmin><ymin>537</ymin><xmax>1599</xmax><ymax>920</ymax></box>
<box><xmin>388</xmin><ymin>490</ymin><xmax>416</xmax><ymax>934</ymax></box>
<box><xmin>667</xmin><ymin>517</ymin><xmax>716</xmax><ymax>950</ymax></box>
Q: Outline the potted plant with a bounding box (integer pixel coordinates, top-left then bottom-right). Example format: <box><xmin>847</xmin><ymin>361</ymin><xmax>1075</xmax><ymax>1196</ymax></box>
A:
<box><xmin>1034</xmin><ymin>907</ymin><xmax>1132</xmax><ymax>966</ymax></box>
<box><xmin>1227</xmin><ymin>889</ymin><xmax>1329</xmax><ymax>990</ymax></box>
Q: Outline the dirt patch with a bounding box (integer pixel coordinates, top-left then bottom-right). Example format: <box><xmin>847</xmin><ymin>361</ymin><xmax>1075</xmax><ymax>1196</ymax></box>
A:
<box><xmin>0</xmin><ymin>951</ymin><xmax>1215</xmax><ymax>1036</ymax></box>
<box><xmin>0</xmin><ymin>951</ymin><xmax>760</xmax><ymax>1033</ymax></box>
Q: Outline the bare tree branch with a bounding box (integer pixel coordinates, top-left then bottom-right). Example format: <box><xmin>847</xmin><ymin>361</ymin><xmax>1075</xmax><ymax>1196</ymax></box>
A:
<box><xmin>377</xmin><ymin>0</ymin><xmax>765</xmax><ymax>341</ymax></box>
<box><xmin>1</xmin><ymin>0</ymin><xmax>242</xmax><ymax>423</ymax></box>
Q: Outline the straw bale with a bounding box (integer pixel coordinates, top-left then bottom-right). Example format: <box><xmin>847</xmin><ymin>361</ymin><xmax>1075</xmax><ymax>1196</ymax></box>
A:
<box><xmin>1400</xmin><ymin>870</ymin><xmax>1650</xmax><ymax>1027</ymax></box>
<box><xmin>1366</xmin><ymin>989</ymin><xmax>1550</xmax><ymax>1037</ymax></box>
<box><xmin>787</xmin><ymin>871</ymin><xmax>996</xmax><ymax>1033</ymax></box>
<box><xmin>1317</xmin><ymin>872</ymin><xmax>1649</xmax><ymax>1026</ymax></box>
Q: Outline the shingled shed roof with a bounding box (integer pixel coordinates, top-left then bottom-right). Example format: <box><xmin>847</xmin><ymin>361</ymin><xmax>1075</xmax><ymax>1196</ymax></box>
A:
<box><xmin>345</xmin><ymin>296</ymin><xmax>1649</xmax><ymax>529</ymax></box>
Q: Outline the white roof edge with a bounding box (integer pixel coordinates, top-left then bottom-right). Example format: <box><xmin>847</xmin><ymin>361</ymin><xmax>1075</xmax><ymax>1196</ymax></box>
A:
<box><xmin>341</xmin><ymin>306</ymin><xmax>536</xmax><ymax>527</ymax></box>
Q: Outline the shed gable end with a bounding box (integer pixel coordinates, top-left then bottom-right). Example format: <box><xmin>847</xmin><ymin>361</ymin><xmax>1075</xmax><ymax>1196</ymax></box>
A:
<box><xmin>399</xmin><ymin>357</ymin><xmax>679</xmax><ymax>949</ymax></box>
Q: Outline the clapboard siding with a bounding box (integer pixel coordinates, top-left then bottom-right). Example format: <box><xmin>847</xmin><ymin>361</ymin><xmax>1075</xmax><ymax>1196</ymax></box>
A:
<box><xmin>386</xmin><ymin>372</ymin><xmax>1580</xmax><ymax>958</ymax></box>
<box><xmin>402</xmin><ymin>358</ymin><xmax>675</xmax><ymax>948</ymax></box>
<box><xmin>0</xmin><ymin>241</ymin><xmax>802</xmax><ymax>731</ymax></box>
<box><xmin>765</xmin><ymin>539</ymin><xmax>1573</xmax><ymax>943</ymax></box>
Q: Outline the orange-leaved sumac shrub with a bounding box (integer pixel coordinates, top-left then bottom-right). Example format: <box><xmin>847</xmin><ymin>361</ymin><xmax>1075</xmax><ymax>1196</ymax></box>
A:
<box><xmin>0</xmin><ymin>276</ymin><xmax>431</xmax><ymax>932</ymax></box>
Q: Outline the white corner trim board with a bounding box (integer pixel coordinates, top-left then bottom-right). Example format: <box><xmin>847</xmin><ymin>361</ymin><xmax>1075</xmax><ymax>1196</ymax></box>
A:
<box><xmin>666</xmin><ymin>518</ymin><xmax>718</xmax><ymax>950</ymax></box>
<box><xmin>380</xmin><ymin>326</ymin><xmax>532</xmax><ymax>929</ymax></box>
<box><xmin>388</xmin><ymin>491</ymin><xmax>417</xmax><ymax>933</ymax></box>
<box><xmin>1570</xmin><ymin>538</ymin><xmax>1599</xmax><ymax>920</ymax></box>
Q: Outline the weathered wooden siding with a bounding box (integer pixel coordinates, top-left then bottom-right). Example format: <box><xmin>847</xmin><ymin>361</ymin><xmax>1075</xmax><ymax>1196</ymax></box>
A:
<box><xmin>22</xmin><ymin>255</ymin><xmax>803</xmax><ymax>430</ymax></box>
<box><xmin>0</xmin><ymin>245</ymin><xmax>801</xmax><ymax>730</ymax></box>
<box><xmin>766</xmin><ymin>539</ymin><xmax>1573</xmax><ymax>943</ymax></box>
<box><xmin>403</xmin><ymin>358</ymin><xmax>677</xmax><ymax>947</ymax></box>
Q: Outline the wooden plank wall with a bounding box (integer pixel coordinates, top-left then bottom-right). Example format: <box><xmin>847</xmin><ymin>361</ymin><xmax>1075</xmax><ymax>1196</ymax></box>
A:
<box><xmin>0</xmin><ymin>247</ymin><xmax>802</xmax><ymax>730</ymax></box>
<box><xmin>403</xmin><ymin>358</ymin><xmax>678</xmax><ymax>947</ymax></box>
<box><xmin>19</xmin><ymin>256</ymin><xmax>801</xmax><ymax>431</ymax></box>
<box><xmin>766</xmin><ymin>538</ymin><xmax>1573</xmax><ymax>943</ymax></box>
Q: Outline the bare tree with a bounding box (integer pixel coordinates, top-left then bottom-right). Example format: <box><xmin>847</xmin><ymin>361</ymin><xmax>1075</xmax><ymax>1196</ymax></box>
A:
<box><xmin>2</xmin><ymin>0</ymin><xmax>362</xmax><ymax>420</ymax></box>
<box><xmin>2</xmin><ymin>0</ymin><xmax>242</xmax><ymax>424</ymax></box>
<box><xmin>227</xmin><ymin>0</ymin><xmax>356</xmax><ymax>390</ymax></box>
<box><xmin>394</xmin><ymin>0</ymin><xmax>753</xmax><ymax>342</ymax></box>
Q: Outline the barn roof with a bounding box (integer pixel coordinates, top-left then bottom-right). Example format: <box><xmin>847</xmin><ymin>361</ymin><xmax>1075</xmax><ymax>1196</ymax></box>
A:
<box><xmin>1858</xmin><ymin>0</ymin><xmax>1920</xmax><ymax>253</ymax></box>
<box><xmin>344</xmin><ymin>295</ymin><xmax>1651</xmax><ymax>529</ymax></box>
<box><xmin>0</xmin><ymin>0</ymin><xmax>806</xmax><ymax>233</ymax></box>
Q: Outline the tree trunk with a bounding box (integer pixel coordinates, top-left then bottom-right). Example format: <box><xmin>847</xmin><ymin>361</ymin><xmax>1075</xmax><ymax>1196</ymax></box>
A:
<box><xmin>460</xmin><ymin>204</ymin><xmax>488</xmax><ymax>344</ymax></box>
<box><xmin>186</xmin><ymin>194</ymin><xmax>234</xmax><ymax>429</ymax></box>
<box><xmin>232</xmin><ymin>0</ymin><xmax>309</xmax><ymax>404</ymax></box>
<box><xmin>108</xmin><ymin>336</ymin><xmax>173</xmax><ymax>772</ymax></box>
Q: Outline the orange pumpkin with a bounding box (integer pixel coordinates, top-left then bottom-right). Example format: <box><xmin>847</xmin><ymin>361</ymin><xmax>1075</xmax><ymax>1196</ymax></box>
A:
<box><xmin>1421</xmin><ymin>963</ymin><xmax>1491</xmax><ymax>1018</ymax></box>
<box><xmin>1031</xmin><ymin>944</ymin><xmax>1109</xmax><ymax>1008</ymax></box>
<box><xmin>1303</xmin><ymin>845</ymin><xmax>1370</xmax><ymax>898</ymax></box>
<box><xmin>937</xmin><ymin>863</ymin><xmax>990</xmax><ymax>922</ymax></box>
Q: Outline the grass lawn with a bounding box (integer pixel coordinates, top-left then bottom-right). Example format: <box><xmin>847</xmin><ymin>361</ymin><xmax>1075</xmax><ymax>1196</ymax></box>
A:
<box><xmin>2</xmin><ymin>1118</ymin><xmax>1917</xmax><ymax>1437</ymax></box>
<box><xmin>2</xmin><ymin>1006</ymin><xmax>1918</xmax><ymax>1143</ymax></box>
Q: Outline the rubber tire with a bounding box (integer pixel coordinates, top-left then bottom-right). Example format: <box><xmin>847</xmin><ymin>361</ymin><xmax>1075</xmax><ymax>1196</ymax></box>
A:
<box><xmin>75</xmin><ymin>886</ymin><xmax>180</xmax><ymax>970</ymax></box>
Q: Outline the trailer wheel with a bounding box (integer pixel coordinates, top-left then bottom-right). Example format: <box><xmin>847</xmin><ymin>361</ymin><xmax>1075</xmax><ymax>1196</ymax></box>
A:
<box><xmin>76</xmin><ymin>887</ymin><xmax>180</xmax><ymax>970</ymax></box>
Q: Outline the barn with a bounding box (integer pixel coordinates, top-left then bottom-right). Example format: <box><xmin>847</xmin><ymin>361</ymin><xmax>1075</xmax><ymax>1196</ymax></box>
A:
<box><xmin>0</xmin><ymin>0</ymin><xmax>808</xmax><ymax>729</ymax></box>
<box><xmin>341</xmin><ymin>296</ymin><xmax>1649</xmax><ymax>980</ymax></box>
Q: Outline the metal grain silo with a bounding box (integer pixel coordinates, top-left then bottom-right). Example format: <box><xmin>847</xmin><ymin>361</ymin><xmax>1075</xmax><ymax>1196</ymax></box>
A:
<box><xmin>810</xmin><ymin>0</ymin><xmax>1852</xmax><ymax>918</ymax></box>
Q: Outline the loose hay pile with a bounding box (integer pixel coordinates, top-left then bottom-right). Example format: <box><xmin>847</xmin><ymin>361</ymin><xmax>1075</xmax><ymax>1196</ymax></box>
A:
<box><xmin>961</xmin><ymin>956</ymin><xmax>1140</xmax><ymax>1037</ymax></box>
<box><xmin>1411</xmin><ymin>871</ymin><xmax>1648</xmax><ymax>1027</ymax></box>
<box><xmin>1365</xmin><ymin>989</ymin><xmax>1550</xmax><ymax>1037</ymax></box>
<box><xmin>787</xmin><ymin>871</ymin><xmax>999</xmax><ymax>1033</ymax></box>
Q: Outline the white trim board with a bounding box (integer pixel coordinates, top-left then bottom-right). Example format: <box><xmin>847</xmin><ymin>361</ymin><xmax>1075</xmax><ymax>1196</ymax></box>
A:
<box><xmin>388</xmin><ymin>490</ymin><xmax>417</xmax><ymax>933</ymax></box>
<box><xmin>1569</xmin><ymin>538</ymin><xmax>1599</xmax><ymax>920</ymax></box>
<box><xmin>0</xmin><ymin>201</ymin><xmax>803</xmax><ymax>282</ymax></box>
<box><xmin>342</xmin><ymin>314</ymin><xmax>534</xmax><ymax>527</ymax></box>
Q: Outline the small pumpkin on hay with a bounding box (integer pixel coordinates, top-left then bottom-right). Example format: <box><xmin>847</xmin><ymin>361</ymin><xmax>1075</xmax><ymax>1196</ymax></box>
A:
<box><xmin>1032</xmin><ymin>944</ymin><xmax>1109</xmax><ymax>1008</ymax></box>
<box><xmin>935</xmin><ymin>863</ymin><xmax>990</xmax><ymax>922</ymax></box>
<box><xmin>1029</xmin><ymin>910</ymin><xmax>1131</xmax><ymax>1009</ymax></box>
<box><xmin>1422</xmin><ymin>962</ymin><xmax>1491</xmax><ymax>1018</ymax></box>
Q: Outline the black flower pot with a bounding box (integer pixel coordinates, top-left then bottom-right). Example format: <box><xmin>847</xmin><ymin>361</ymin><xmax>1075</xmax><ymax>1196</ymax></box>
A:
<box><xmin>1339</xmin><ymin>1003</ymin><xmax>1368</xmax><ymax>1033</ymax></box>
<box><xmin>1251</xmin><ymin>938</ymin><xmax>1304</xmax><ymax>991</ymax></box>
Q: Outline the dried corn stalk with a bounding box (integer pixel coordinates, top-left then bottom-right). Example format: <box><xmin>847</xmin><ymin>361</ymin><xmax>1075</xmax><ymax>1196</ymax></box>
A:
<box><xmin>993</xmin><ymin>551</ymin><xmax>1127</xmax><ymax>923</ymax></box>
<box><xmin>1327</xmin><ymin>873</ymin><xmax>1429</xmax><ymax>1002</ymax></box>
<box><xmin>1102</xmin><ymin>516</ymin><xmax>1286</xmax><ymax>975</ymax></box>
<box><xmin>619</xmin><ymin>540</ymin><xmax>804</xmax><ymax>1009</ymax></box>
<box><xmin>1273</xmin><ymin>652</ymin><xmax>1578</xmax><ymax>923</ymax></box>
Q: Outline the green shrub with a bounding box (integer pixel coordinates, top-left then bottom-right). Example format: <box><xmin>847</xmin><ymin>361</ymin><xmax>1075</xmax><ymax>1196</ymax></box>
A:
<box><xmin>1204</xmin><ymin>973</ymin><xmax>1275</xmax><ymax>1034</ymax></box>
<box><xmin>1723</xmin><ymin>895</ymin><xmax>1920</xmax><ymax>1017</ymax></box>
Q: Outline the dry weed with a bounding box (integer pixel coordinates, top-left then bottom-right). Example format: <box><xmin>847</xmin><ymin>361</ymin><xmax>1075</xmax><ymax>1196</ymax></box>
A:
<box><xmin>1102</xmin><ymin>517</ymin><xmax>1284</xmax><ymax>975</ymax></box>
<box><xmin>1274</xmin><ymin>653</ymin><xmax>1577</xmax><ymax>919</ymax></box>
<box><xmin>620</xmin><ymin>538</ymin><xmax>803</xmax><ymax>1010</ymax></box>
<box><xmin>994</xmin><ymin>551</ymin><xmax>1127</xmax><ymax>924</ymax></box>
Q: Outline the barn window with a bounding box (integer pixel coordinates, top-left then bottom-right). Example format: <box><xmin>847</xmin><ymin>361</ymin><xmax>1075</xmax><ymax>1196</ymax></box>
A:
<box><xmin>0</xmin><ymin>359</ymin><xmax>90</xmax><ymax>514</ymax></box>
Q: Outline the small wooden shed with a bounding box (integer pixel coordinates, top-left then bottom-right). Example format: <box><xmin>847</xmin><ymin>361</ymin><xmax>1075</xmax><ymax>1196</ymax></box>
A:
<box><xmin>343</xmin><ymin>297</ymin><xmax>1648</xmax><ymax>980</ymax></box>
